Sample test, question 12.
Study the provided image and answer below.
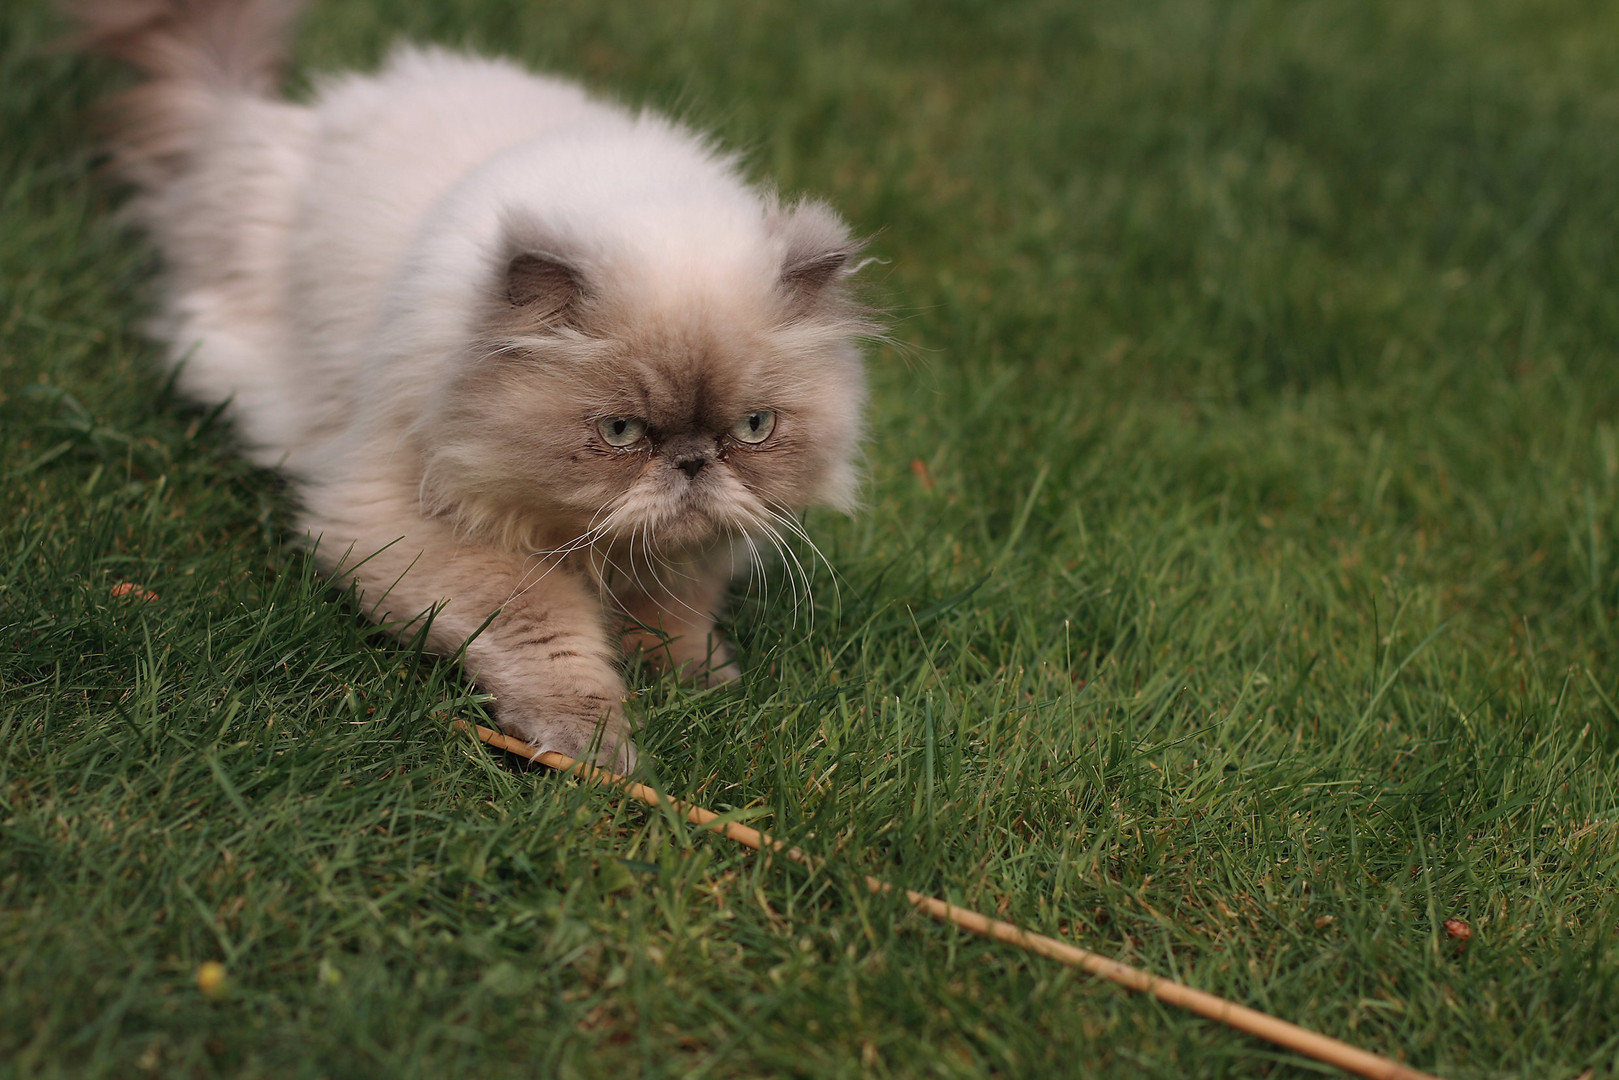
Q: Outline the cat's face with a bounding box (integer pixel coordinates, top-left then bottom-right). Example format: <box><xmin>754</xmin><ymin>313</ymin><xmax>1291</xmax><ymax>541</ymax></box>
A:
<box><xmin>417</xmin><ymin>206</ymin><xmax>867</xmax><ymax>555</ymax></box>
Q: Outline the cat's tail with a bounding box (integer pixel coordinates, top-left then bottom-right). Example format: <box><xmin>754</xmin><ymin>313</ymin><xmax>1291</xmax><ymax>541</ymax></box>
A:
<box><xmin>62</xmin><ymin>0</ymin><xmax>305</xmax><ymax>187</ymax></box>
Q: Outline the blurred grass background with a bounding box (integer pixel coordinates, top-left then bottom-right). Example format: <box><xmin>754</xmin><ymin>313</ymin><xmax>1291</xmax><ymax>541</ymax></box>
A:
<box><xmin>4</xmin><ymin>0</ymin><xmax>1619</xmax><ymax>1076</ymax></box>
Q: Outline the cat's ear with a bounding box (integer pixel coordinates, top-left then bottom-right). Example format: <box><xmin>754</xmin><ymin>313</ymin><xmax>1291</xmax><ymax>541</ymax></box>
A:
<box><xmin>771</xmin><ymin>199</ymin><xmax>864</xmax><ymax>322</ymax></box>
<box><xmin>782</xmin><ymin>249</ymin><xmax>852</xmax><ymax>301</ymax></box>
<box><xmin>503</xmin><ymin>252</ymin><xmax>585</xmax><ymax>329</ymax></box>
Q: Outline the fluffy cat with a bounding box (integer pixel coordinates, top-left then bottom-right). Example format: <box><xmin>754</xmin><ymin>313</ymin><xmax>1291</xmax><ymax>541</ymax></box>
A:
<box><xmin>66</xmin><ymin>0</ymin><xmax>872</xmax><ymax>770</ymax></box>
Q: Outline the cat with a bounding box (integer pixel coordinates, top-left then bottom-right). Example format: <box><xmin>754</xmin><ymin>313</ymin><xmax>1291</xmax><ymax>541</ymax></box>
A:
<box><xmin>65</xmin><ymin>0</ymin><xmax>873</xmax><ymax>770</ymax></box>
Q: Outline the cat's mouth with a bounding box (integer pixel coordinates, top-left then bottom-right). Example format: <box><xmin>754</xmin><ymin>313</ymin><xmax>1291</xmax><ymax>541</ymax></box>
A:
<box><xmin>608</xmin><ymin>485</ymin><xmax>752</xmax><ymax>550</ymax></box>
<box><xmin>650</xmin><ymin>502</ymin><xmax>732</xmax><ymax>547</ymax></box>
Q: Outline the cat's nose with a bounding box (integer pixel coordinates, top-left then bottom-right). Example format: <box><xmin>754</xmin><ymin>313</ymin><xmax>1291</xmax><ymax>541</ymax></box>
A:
<box><xmin>675</xmin><ymin>456</ymin><xmax>707</xmax><ymax>479</ymax></box>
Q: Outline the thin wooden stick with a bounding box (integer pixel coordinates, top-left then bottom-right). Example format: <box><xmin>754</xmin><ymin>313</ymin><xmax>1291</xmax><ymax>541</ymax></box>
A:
<box><xmin>457</xmin><ymin>721</ymin><xmax>1441</xmax><ymax>1080</ymax></box>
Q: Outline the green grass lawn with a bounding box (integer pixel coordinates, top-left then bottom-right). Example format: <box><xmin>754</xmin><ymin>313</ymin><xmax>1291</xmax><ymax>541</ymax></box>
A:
<box><xmin>5</xmin><ymin>0</ymin><xmax>1619</xmax><ymax>1076</ymax></box>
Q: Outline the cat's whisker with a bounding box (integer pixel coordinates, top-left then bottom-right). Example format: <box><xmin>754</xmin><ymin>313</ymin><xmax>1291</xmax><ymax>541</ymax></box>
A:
<box><xmin>763</xmin><ymin>502</ymin><xmax>836</xmax><ymax>577</ymax></box>
<box><xmin>530</xmin><ymin>504</ymin><xmax>619</xmax><ymax>564</ymax></box>
<box><xmin>635</xmin><ymin>523</ymin><xmax>712</xmax><ymax>623</ymax></box>
<box><xmin>726</xmin><ymin>531</ymin><xmax>766</xmax><ymax>614</ymax></box>
<box><xmin>506</xmin><ymin>500</ymin><xmax>626</xmax><ymax>602</ymax></box>
<box><xmin>751</xmin><ymin>517</ymin><xmax>810</xmax><ymax>629</ymax></box>
<box><xmin>763</xmin><ymin>502</ymin><xmax>843</xmax><ymax>613</ymax></box>
<box><xmin>572</xmin><ymin>500</ymin><xmax>643</xmax><ymax>604</ymax></box>
<box><xmin>629</xmin><ymin>524</ymin><xmax>659</xmax><ymax>597</ymax></box>
<box><xmin>757</xmin><ymin>506</ymin><xmax>828</xmax><ymax>616</ymax></box>
<box><xmin>778</xmin><ymin>529</ymin><xmax>822</xmax><ymax>627</ymax></box>
<box><xmin>740</xmin><ymin>534</ymin><xmax>767</xmax><ymax>611</ymax></box>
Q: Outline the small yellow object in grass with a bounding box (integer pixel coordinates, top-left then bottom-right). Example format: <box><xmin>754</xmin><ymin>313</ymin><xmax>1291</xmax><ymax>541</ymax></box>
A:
<box><xmin>458</xmin><ymin>720</ymin><xmax>1444</xmax><ymax>1080</ymax></box>
<box><xmin>195</xmin><ymin>961</ymin><xmax>228</xmax><ymax>998</ymax></box>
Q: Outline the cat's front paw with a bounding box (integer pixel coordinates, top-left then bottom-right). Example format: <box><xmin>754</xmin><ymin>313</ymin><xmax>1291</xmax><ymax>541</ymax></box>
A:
<box><xmin>499</xmin><ymin>704</ymin><xmax>638</xmax><ymax>774</ymax></box>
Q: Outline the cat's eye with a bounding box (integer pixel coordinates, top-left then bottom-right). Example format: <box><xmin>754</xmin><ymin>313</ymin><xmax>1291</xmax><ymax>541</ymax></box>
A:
<box><xmin>597</xmin><ymin>416</ymin><xmax>647</xmax><ymax>447</ymax></box>
<box><xmin>731</xmin><ymin>410</ymin><xmax>776</xmax><ymax>445</ymax></box>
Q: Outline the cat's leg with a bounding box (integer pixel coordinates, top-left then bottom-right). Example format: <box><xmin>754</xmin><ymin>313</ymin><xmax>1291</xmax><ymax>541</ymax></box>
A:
<box><xmin>616</xmin><ymin>553</ymin><xmax>740</xmax><ymax>686</ymax></box>
<box><xmin>306</xmin><ymin>504</ymin><xmax>635</xmax><ymax>770</ymax></box>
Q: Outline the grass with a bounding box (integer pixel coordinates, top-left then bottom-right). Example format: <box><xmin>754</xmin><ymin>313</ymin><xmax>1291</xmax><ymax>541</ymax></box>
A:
<box><xmin>4</xmin><ymin>0</ymin><xmax>1619</xmax><ymax>1076</ymax></box>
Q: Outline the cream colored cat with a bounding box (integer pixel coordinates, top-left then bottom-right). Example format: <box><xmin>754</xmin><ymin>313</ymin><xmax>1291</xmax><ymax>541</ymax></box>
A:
<box><xmin>68</xmin><ymin>0</ymin><xmax>872</xmax><ymax>769</ymax></box>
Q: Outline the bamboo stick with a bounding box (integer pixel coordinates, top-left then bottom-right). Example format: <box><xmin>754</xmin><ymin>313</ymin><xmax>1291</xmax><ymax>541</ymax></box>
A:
<box><xmin>457</xmin><ymin>721</ymin><xmax>1441</xmax><ymax>1080</ymax></box>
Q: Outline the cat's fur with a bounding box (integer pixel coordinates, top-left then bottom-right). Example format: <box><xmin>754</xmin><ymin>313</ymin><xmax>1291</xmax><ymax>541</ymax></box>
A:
<box><xmin>66</xmin><ymin>0</ymin><xmax>871</xmax><ymax>769</ymax></box>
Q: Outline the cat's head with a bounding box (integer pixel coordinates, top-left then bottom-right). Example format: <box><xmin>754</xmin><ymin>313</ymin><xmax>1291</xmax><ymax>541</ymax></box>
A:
<box><xmin>415</xmin><ymin>197</ymin><xmax>872</xmax><ymax>555</ymax></box>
